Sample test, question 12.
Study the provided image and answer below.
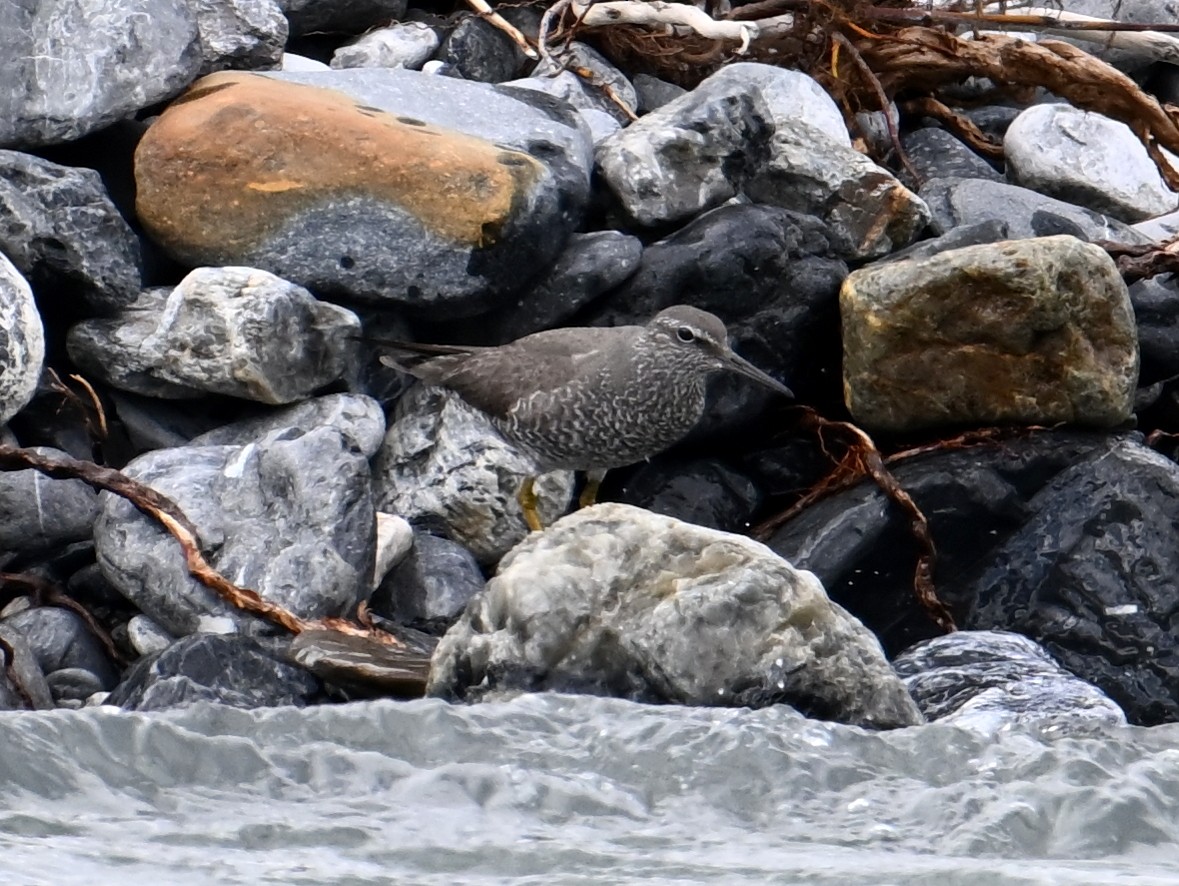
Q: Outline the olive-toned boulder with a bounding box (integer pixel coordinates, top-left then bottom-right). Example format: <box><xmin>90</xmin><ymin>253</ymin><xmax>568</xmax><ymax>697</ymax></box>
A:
<box><xmin>841</xmin><ymin>235</ymin><xmax>1138</xmax><ymax>432</ymax></box>
<box><xmin>134</xmin><ymin>72</ymin><xmax>567</xmax><ymax>317</ymax></box>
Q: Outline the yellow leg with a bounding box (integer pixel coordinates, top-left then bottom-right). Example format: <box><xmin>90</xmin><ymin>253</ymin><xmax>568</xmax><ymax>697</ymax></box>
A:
<box><xmin>517</xmin><ymin>475</ymin><xmax>544</xmax><ymax>532</ymax></box>
<box><xmin>578</xmin><ymin>472</ymin><xmax>603</xmax><ymax>510</ymax></box>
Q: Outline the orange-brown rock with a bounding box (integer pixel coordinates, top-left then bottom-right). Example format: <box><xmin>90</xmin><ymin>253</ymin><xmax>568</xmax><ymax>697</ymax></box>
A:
<box><xmin>134</xmin><ymin>71</ymin><xmax>565</xmax><ymax>315</ymax></box>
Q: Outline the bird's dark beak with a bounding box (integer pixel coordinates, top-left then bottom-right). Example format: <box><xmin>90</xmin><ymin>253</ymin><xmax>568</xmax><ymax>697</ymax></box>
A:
<box><xmin>723</xmin><ymin>351</ymin><xmax>794</xmax><ymax>398</ymax></box>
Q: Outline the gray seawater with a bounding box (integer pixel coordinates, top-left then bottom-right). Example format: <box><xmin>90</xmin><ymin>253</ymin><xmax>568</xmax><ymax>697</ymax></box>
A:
<box><xmin>1</xmin><ymin>695</ymin><xmax>1178</xmax><ymax>885</ymax></box>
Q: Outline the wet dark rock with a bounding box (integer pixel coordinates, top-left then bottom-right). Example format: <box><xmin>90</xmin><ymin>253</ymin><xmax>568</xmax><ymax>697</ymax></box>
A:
<box><xmin>895</xmin><ymin>630</ymin><xmax>1126</xmax><ymax>733</ymax></box>
<box><xmin>94</xmin><ymin>426</ymin><xmax>375</xmax><ymax>636</ymax></box>
<box><xmin>108</xmin><ymin>633</ymin><xmax>321</xmax><ymax>711</ymax></box>
<box><xmin>0</xmin><ymin>150</ymin><xmax>142</xmax><ymax>314</ymax></box>
<box><xmin>0</xmin><ymin>447</ymin><xmax>100</xmax><ymax>558</ymax></box>
<box><xmin>766</xmin><ymin>430</ymin><xmax>1116</xmax><ymax>656</ymax></box>
<box><xmin>2</xmin><ymin>607</ymin><xmax>119</xmax><ymax>689</ymax></box>
<box><xmin>438</xmin><ymin>15</ymin><xmax>527</xmax><ymax>83</ymax></box>
<box><xmin>1128</xmin><ymin>276</ymin><xmax>1179</xmax><ymax>382</ymax></box>
<box><xmin>371</xmin><ymin>532</ymin><xmax>485</xmax><ymax>631</ymax></box>
<box><xmin>607</xmin><ymin>457</ymin><xmax>761</xmax><ymax>533</ymax></box>
<box><xmin>282</xmin><ymin>0</ymin><xmax>408</xmax><ymax>38</ymax></box>
<box><xmin>430</xmin><ymin>503</ymin><xmax>923</xmax><ymax>729</ymax></box>
<box><xmin>633</xmin><ymin>73</ymin><xmax>686</xmax><ymax>113</ymax></box>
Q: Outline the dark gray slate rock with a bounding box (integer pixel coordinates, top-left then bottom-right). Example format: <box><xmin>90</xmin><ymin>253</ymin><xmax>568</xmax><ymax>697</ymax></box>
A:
<box><xmin>107</xmin><ymin>633</ymin><xmax>320</xmax><ymax>710</ymax></box>
<box><xmin>1004</xmin><ymin>104</ymin><xmax>1177</xmax><ymax>223</ymax></box>
<box><xmin>766</xmin><ymin>430</ymin><xmax>1115</xmax><ymax>656</ymax></box>
<box><xmin>0</xmin><ymin>0</ymin><xmax>202</xmax><ymax>148</ymax></box>
<box><xmin>108</xmin><ymin>391</ymin><xmax>236</xmax><ymax>453</ymax></box>
<box><xmin>0</xmin><ymin>252</ymin><xmax>44</xmax><ymax>425</ymax></box>
<box><xmin>608</xmin><ymin>457</ymin><xmax>761</xmax><ymax>533</ymax></box>
<box><xmin>0</xmin><ymin>447</ymin><xmax>99</xmax><ymax>558</ymax></box>
<box><xmin>633</xmin><ymin>73</ymin><xmax>686</xmax><ymax>113</ymax></box>
<box><xmin>895</xmin><ymin>630</ymin><xmax>1126</xmax><ymax>734</ymax></box>
<box><xmin>94</xmin><ymin>426</ymin><xmax>375</xmax><ymax>636</ymax></box>
<box><xmin>190</xmin><ymin>393</ymin><xmax>385</xmax><ymax>457</ymax></box>
<box><xmin>429</xmin><ymin>503</ymin><xmax>923</xmax><ymax>729</ymax></box>
<box><xmin>435</xmin><ymin>230</ymin><xmax>643</xmax><ymax>345</ymax></box>
<box><xmin>2</xmin><ymin>607</ymin><xmax>118</xmax><ymax>689</ymax></box>
<box><xmin>371</xmin><ymin>532</ymin><xmax>485</xmax><ymax>630</ymax></box>
<box><xmin>901</xmin><ymin>128</ymin><xmax>1001</xmax><ymax>185</ymax></box>
<box><xmin>194</xmin><ymin>0</ymin><xmax>288</xmax><ymax>75</ymax></box>
<box><xmin>920</xmin><ymin>176</ymin><xmax>1150</xmax><ymax>243</ymax></box>
<box><xmin>330</xmin><ymin>22</ymin><xmax>440</xmax><ymax>70</ymax></box>
<box><xmin>281</xmin><ymin>0</ymin><xmax>407</xmax><ymax>37</ymax></box>
<box><xmin>67</xmin><ymin>268</ymin><xmax>361</xmax><ymax>403</ymax></box>
<box><xmin>1129</xmin><ymin>276</ymin><xmax>1179</xmax><ymax>381</ymax></box>
<box><xmin>372</xmin><ymin>384</ymin><xmax>574</xmax><ymax>563</ymax></box>
<box><xmin>963</xmin><ymin>439</ymin><xmax>1179</xmax><ymax>727</ymax></box>
<box><xmin>0</xmin><ymin>150</ymin><xmax>142</xmax><ymax>313</ymax></box>
<box><xmin>438</xmin><ymin>14</ymin><xmax>528</xmax><ymax>83</ymax></box>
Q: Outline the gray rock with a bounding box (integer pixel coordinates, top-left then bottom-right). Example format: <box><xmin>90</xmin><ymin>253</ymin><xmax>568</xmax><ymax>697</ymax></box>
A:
<box><xmin>524</xmin><ymin>42</ymin><xmax>638</xmax><ymax>124</ymax></box>
<box><xmin>371</xmin><ymin>532</ymin><xmax>485</xmax><ymax>626</ymax></box>
<box><xmin>194</xmin><ymin>0</ymin><xmax>288</xmax><ymax>74</ymax></box>
<box><xmin>281</xmin><ymin>0</ymin><xmax>407</xmax><ymax>38</ymax></box>
<box><xmin>1048</xmin><ymin>0</ymin><xmax>1179</xmax><ymax>72</ymax></box>
<box><xmin>703</xmin><ymin>63</ymin><xmax>848</xmax><ymax>144</ymax></box>
<box><xmin>67</xmin><ymin>267</ymin><xmax>361</xmax><ymax>404</ymax></box>
<box><xmin>1005</xmin><ymin>104</ymin><xmax>1178</xmax><ymax>223</ymax></box>
<box><xmin>745</xmin><ymin>119</ymin><xmax>930</xmax><ymax>260</ymax></box>
<box><xmin>372</xmin><ymin>385</ymin><xmax>574</xmax><ymax>563</ymax></box>
<box><xmin>438</xmin><ymin>14</ymin><xmax>528</xmax><ymax>83</ymax></box>
<box><xmin>578</xmin><ymin>108</ymin><xmax>622</xmax><ymax>144</ymax></box>
<box><xmin>632</xmin><ymin>73</ymin><xmax>686</xmax><ymax>114</ymax></box>
<box><xmin>595</xmin><ymin>71</ymin><xmax>773</xmax><ymax>226</ymax></box>
<box><xmin>0</xmin><ymin>0</ymin><xmax>201</xmax><ymax>148</ymax></box>
<box><xmin>0</xmin><ymin>447</ymin><xmax>99</xmax><ymax>557</ymax></box>
<box><xmin>894</xmin><ymin>630</ymin><xmax>1126</xmax><ymax>734</ymax></box>
<box><xmin>108</xmin><ymin>391</ymin><xmax>231</xmax><ymax>452</ymax></box>
<box><xmin>1134</xmin><ymin>205</ymin><xmax>1179</xmax><ymax>241</ymax></box>
<box><xmin>107</xmin><ymin>633</ymin><xmax>320</xmax><ymax>710</ymax></box>
<box><xmin>0</xmin><ymin>150</ymin><xmax>142</xmax><ymax>313</ymax></box>
<box><xmin>901</xmin><ymin>128</ymin><xmax>1002</xmax><ymax>185</ymax></box>
<box><xmin>94</xmin><ymin>426</ymin><xmax>375</xmax><ymax>636</ymax></box>
<box><xmin>842</xmin><ymin>235</ymin><xmax>1139</xmax><ymax>432</ymax></box>
<box><xmin>0</xmin><ymin>625</ymin><xmax>53</xmax><ymax>710</ymax></box>
<box><xmin>330</xmin><ymin>22</ymin><xmax>440</xmax><ymax>70</ymax></box>
<box><xmin>126</xmin><ymin>614</ymin><xmax>175</xmax><ymax>658</ymax></box>
<box><xmin>428</xmin><ymin>503</ymin><xmax>923</xmax><ymax>729</ymax></box>
<box><xmin>0</xmin><ymin>252</ymin><xmax>44</xmax><ymax>425</ymax></box>
<box><xmin>46</xmin><ymin>667</ymin><xmax>107</xmax><ymax>704</ymax></box>
<box><xmin>191</xmin><ymin>393</ymin><xmax>385</xmax><ymax>456</ymax></box>
<box><xmin>921</xmin><ymin>176</ymin><xmax>1151</xmax><ymax>243</ymax></box>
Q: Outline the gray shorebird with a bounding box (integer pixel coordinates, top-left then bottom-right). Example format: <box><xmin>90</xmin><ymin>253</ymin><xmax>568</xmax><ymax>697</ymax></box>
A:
<box><xmin>378</xmin><ymin>305</ymin><xmax>793</xmax><ymax>531</ymax></box>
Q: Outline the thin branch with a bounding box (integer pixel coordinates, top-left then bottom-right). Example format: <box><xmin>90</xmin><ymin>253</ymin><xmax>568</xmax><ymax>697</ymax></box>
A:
<box><xmin>464</xmin><ymin>0</ymin><xmax>539</xmax><ymax>59</ymax></box>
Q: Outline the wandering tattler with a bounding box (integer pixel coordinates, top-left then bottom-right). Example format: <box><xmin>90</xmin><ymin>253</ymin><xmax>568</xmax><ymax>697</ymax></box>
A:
<box><xmin>378</xmin><ymin>305</ymin><xmax>793</xmax><ymax>530</ymax></box>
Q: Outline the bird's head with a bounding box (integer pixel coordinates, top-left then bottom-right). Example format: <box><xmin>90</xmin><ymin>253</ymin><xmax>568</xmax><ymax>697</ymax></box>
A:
<box><xmin>646</xmin><ymin>305</ymin><xmax>794</xmax><ymax>398</ymax></box>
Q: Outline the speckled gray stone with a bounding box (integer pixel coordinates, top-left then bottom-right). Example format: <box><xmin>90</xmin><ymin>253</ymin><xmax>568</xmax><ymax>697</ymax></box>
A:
<box><xmin>194</xmin><ymin>0</ymin><xmax>287</xmax><ymax>75</ymax></box>
<box><xmin>0</xmin><ymin>252</ymin><xmax>44</xmax><ymax>425</ymax></box>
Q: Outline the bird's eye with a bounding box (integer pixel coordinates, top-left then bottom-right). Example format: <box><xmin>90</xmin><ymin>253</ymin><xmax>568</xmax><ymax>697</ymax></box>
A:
<box><xmin>676</xmin><ymin>326</ymin><xmax>696</xmax><ymax>343</ymax></box>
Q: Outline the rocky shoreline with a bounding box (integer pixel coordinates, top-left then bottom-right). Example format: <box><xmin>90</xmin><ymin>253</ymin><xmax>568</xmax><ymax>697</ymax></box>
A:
<box><xmin>1</xmin><ymin>0</ymin><xmax>1177</xmax><ymax>733</ymax></box>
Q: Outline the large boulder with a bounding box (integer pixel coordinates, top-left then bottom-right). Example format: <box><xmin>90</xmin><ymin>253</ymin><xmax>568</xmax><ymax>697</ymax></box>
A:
<box><xmin>428</xmin><ymin>503</ymin><xmax>923</xmax><ymax>729</ymax></box>
<box><xmin>841</xmin><ymin>235</ymin><xmax>1138</xmax><ymax>432</ymax></box>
